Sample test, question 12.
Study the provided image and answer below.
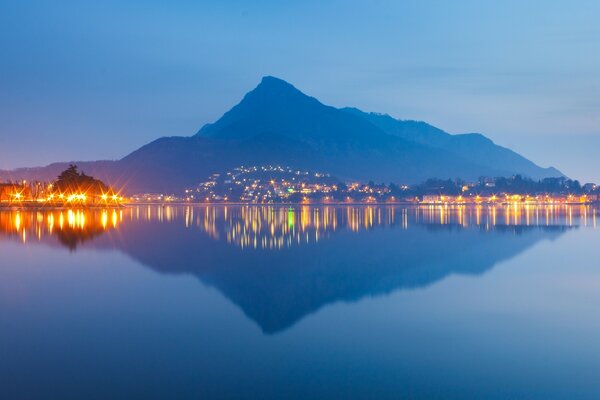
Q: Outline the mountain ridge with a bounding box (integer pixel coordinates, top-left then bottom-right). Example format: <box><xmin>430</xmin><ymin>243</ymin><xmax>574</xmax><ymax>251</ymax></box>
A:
<box><xmin>341</xmin><ymin>106</ymin><xmax>562</xmax><ymax>178</ymax></box>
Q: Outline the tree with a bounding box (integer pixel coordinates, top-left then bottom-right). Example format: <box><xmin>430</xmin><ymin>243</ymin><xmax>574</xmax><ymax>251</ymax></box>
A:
<box><xmin>54</xmin><ymin>164</ymin><xmax>110</xmax><ymax>195</ymax></box>
<box><xmin>57</xmin><ymin>164</ymin><xmax>81</xmax><ymax>184</ymax></box>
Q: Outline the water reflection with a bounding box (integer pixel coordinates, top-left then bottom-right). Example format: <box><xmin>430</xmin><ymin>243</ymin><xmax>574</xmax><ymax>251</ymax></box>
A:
<box><xmin>0</xmin><ymin>205</ymin><xmax>596</xmax><ymax>333</ymax></box>
<box><xmin>1</xmin><ymin>204</ymin><xmax>596</xmax><ymax>249</ymax></box>
<box><xmin>0</xmin><ymin>208</ymin><xmax>123</xmax><ymax>250</ymax></box>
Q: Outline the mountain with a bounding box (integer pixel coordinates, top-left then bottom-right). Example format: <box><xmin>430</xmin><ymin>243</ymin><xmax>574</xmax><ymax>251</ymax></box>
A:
<box><xmin>0</xmin><ymin>76</ymin><xmax>562</xmax><ymax>193</ymax></box>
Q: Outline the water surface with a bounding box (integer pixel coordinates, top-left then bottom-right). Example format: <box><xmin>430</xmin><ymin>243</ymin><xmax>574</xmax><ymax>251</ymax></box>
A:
<box><xmin>1</xmin><ymin>205</ymin><xmax>599</xmax><ymax>399</ymax></box>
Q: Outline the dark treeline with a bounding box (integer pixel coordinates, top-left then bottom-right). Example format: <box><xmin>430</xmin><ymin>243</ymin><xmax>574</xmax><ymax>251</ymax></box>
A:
<box><xmin>395</xmin><ymin>175</ymin><xmax>596</xmax><ymax>197</ymax></box>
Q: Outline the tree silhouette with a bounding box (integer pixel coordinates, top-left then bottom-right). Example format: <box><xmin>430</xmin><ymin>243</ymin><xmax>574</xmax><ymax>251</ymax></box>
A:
<box><xmin>54</xmin><ymin>164</ymin><xmax>110</xmax><ymax>195</ymax></box>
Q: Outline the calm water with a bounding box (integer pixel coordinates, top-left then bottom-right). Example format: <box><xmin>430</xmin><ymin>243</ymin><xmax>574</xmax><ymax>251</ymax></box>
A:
<box><xmin>1</xmin><ymin>205</ymin><xmax>599</xmax><ymax>399</ymax></box>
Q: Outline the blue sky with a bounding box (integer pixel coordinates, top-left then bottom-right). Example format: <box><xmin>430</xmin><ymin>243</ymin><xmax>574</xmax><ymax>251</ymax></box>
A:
<box><xmin>1</xmin><ymin>0</ymin><xmax>599</xmax><ymax>182</ymax></box>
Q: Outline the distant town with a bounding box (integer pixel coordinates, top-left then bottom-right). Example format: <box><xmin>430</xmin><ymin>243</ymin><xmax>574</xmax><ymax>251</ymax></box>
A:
<box><xmin>130</xmin><ymin>165</ymin><xmax>600</xmax><ymax>205</ymax></box>
<box><xmin>2</xmin><ymin>164</ymin><xmax>600</xmax><ymax>208</ymax></box>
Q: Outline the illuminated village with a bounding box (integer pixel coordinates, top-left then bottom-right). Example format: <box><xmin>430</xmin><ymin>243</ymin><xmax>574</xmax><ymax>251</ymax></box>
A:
<box><xmin>3</xmin><ymin>164</ymin><xmax>600</xmax><ymax>207</ymax></box>
<box><xmin>133</xmin><ymin>165</ymin><xmax>600</xmax><ymax>205</ymax></box>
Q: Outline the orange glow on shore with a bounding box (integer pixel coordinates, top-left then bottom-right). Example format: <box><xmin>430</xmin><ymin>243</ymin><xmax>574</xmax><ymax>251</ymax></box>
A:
<box><xmin>0</xmin><ymin>190</ymin><xmax>124</xmax><ymax>206</ymax></box>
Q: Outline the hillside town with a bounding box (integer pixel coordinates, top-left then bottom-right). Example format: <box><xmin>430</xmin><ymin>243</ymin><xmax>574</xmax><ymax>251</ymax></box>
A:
<box><xmin>4</xmin><ymin>164</ymin><xmax>599</xmax><ymax>207</ymax></box>
<box><xmin>128</xmin><ymin>165</ymin><xmax>600</xmax><ymax>205</ymax></box>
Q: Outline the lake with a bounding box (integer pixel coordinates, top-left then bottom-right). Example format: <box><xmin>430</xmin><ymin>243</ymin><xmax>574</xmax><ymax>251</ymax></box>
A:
<box><xmin>1</xmin><ymin>205</ymin><xmax>599</xmax><ymax>399</ymax></box>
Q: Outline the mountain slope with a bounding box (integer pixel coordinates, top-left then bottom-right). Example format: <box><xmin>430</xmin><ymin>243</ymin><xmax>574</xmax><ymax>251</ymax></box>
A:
<box><xmin>342</xmin><ymin>107</ymin><xmax>562</xmax><ymax>179</ymax></box>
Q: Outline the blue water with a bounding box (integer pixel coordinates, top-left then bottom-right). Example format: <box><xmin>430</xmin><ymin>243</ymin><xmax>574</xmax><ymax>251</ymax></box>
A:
<box><xmin>1</xmin><ymin>205</ymin><xmax>599</xmax><ymax>399</ymax></box>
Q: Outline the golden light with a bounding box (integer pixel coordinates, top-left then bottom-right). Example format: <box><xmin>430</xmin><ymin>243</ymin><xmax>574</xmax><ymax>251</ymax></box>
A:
<box><xmin>101</xmin><ymin>211</ymin><xmax>108</xmax><ymax>229</ymax></box>
<box><xmin>14</xmin><ymin>213</ymin><xmax>21</xmax><ymax>231</ymax></box>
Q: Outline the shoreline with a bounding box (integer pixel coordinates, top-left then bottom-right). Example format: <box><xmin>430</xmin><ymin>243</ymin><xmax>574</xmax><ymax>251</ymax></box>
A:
<box><xmin>124</xmin><ymin>201</ymin><xmax>600</xmax><ymax>207</ymax></box>
<box><xmin>1</xmin><ymin>201</ymin><xmax>598</xmax><ymax>210</ymax></box>
<box><xmin>0</xmin><ymin>204</ymin><xmax>125</xmax><ymax>211</ymax></box>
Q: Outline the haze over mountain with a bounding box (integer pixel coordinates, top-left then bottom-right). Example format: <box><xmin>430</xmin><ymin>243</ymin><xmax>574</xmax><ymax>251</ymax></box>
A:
<box><xmin>0</xmin><ymin>76</ymin><xmax>562</xmax><ymax>193</ymax></box>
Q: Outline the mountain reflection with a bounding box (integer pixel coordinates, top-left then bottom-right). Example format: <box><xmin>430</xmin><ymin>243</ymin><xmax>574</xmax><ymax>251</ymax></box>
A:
<box><xmin>1</xmin><ymin>205</ymin><xmax>596</xmax><ymax>333</ymax></box>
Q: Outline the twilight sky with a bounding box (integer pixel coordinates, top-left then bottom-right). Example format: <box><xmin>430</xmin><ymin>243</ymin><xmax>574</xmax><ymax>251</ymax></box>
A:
<box><xmin>1</xmin><ymin>0</ymin><xmax>599</xmax><ymax>182</ymax></box>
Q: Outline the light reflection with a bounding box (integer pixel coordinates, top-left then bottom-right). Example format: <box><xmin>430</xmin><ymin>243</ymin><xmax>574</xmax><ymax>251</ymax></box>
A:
<box><xmin>0</xmin><ymin>208</ymin><xmax>121</xmax><ymax>249</ymax></box>
<box><xmin>0</xmin><ymin>204</ymin><xmax>598</xmax><ymax>250</ymax></box>
<box><xmin>178</xmin><ymin>204</ymin><xmax>596</xmax><ymax>249</ymax></box>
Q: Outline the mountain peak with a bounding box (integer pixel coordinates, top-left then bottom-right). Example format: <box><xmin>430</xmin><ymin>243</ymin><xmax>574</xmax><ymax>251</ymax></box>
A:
<box><xmin>195</xmin><ymin>74</ymin><xmax>398</xmax><ymax>145</ymax></box>
<box><xmin>197</xmin><ymin>75</ymin><xmax>332</xmax><ymax>138</ymax></box>
<box><xmin>259</xmin><ymin>75</ymin><xmax>291</xmax><ymax>86</ymax></box>
<box><xmin>251</xmin><ymin>75</ymin><xmax>305</xmax><ymax>99</ymax></box>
